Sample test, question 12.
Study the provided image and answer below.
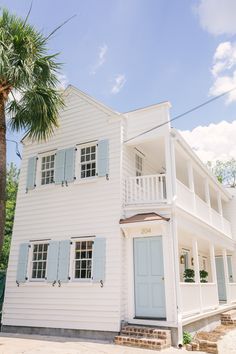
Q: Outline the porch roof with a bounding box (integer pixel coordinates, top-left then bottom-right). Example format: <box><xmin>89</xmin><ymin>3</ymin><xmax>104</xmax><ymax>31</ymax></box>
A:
<box><xmin>119</xmin><ymin>212</ymin><xmax>170</xmax><ymax>224</ymax></box>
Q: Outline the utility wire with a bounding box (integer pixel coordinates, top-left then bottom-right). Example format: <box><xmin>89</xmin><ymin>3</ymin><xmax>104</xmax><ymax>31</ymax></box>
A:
<box><xmin>125</xmin><ymin>86</ymin><xmax>236</xmax><ymax>143</ymax></box>
<box><xmin>6</xmin><ymin>139</ymin><xmax>22</xmax><ymax>160</ymax></box>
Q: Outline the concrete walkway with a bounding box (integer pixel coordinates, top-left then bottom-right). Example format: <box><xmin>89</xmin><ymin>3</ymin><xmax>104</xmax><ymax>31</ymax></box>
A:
<box><xmin>218</xmin><ymin>327</ymin><xmax>236</xmax><ymax>353</ymax></box>
<box><xmin>0</xmin><ymin>333</ymin><xmax>203</xmax><ymax>354</ymax></box>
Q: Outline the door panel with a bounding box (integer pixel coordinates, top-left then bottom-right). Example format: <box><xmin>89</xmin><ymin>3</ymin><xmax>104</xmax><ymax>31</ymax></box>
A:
<box><xmin>215</xmin><ymin>256</ymin><xmax>226</xmax><ymax>301</ymax></box>
<box><xmin>134</xmin><ymin>236</ymin><xmax>166</xmax><ymax>318</ymax></box>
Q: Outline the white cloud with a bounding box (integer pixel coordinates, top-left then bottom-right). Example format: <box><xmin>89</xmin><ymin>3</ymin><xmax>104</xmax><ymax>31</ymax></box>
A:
<box><xmin>111</xmin><ymin>74</ymin><xmax>126</xmax><ymax>94</ymax></box>
<box><xmin>57</xmin><ymin>73</ymin><xmax>69</xmax><ymax>90</ymax></box>
<box><xmin>196</xmin><ymin>0</ymin><xmax>236</xmax><ymax>35</ymax></box>
<box><xmin>90</xmin><ymin>44</ymin><xmax>108</xmax><ymax>75</ymax></box>
<box><xmin>180</xmin><ymin>120</ymin><xmax>236</xmax><ymax>163</ymax></box>
<box><xmin>209</xmin><ymin>41</ymin><xmax>236</xmax><ymax>103</ymax></box>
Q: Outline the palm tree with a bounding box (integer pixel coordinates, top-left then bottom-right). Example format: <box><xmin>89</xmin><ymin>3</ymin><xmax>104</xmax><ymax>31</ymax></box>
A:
<box><xmin>0</xmin><ymin>9</ymin><xmax>64</xmax><ymax>253</ymax></box>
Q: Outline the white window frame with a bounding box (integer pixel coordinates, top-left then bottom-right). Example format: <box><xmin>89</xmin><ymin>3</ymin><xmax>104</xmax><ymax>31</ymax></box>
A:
<box><xmin>29</xmin><ymin>241</ymin><xmax>49</xmax><ymax>282</ymax></box>
<box><xmin>35</xmin><ymin>150</ymin><xmax>56</xmax><ymax>188</ymax></box>
<box><xmin>78</xmin><ymin>143</ymin><xmax>97</xmax><ymax>180</ymax></box>
<box><xmin>70</xmin><ymin>237</ymin><xmax>94</xmax><ymax>282</ymax></box>
<box><xmin>135</xmin><ymin>153</ymin><xmax>143</xmax><ymax>177</ymax></box>
<box><xmin>181</xmin><ymin>248</ymin><xmax>190</xmax><ymax>271</ymax></box>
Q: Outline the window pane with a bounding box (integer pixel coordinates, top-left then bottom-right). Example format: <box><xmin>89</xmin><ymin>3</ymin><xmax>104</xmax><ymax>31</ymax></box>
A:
<box><xmin>74</xmin><ymin>241</ymin><xmax>93</xmax><ymax>279</ymax></box>
<box><xmin>31</xmin><ymin>243</ymin><xmax>48</xmax><ymax>279</ymax></box>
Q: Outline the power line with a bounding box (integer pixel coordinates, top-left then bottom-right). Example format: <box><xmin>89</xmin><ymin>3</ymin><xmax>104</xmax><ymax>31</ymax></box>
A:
<box><xmin>125</xmin><ymin>86</ymin><xmax>236</xmax><ymax>143</ymax></box>
<box><xmin>6</xmin><ymin>139</ymin><xmax>22</xmax><ymax>159</ymax></box>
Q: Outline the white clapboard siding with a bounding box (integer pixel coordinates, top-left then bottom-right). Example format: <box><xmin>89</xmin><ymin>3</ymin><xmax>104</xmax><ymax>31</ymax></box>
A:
<box><xmin>3</xmin><ymin>87</ymin><xmax>123</xmax><ymax>333</ymax></box>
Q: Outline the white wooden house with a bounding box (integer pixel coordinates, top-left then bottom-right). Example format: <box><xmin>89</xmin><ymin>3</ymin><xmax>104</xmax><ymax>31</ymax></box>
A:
<box><xmin>2</xmin><ymin>85</ymin><xmax>236</xmax><ymax>346</ymax></box>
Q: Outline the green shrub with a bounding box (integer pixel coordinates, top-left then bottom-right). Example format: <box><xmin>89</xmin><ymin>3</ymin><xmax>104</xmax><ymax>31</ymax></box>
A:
<box><xmin>200</xmin><ymin>270</ymin><xmax>208</xmax><ymax>283</ymax></box>
<box><xmin>183</xmin><ymin>331</ymin><xmax>192</xmax><ymax>345</ymax></box>
<box><xmin>183</xmin><ymin>268</ymin><xmax>195</xmax><ymax>282</ymax></box>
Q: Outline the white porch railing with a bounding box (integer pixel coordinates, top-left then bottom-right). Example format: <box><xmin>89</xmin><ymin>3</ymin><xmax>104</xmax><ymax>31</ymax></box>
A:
<box><xmin>176</xmin><ymin>180</ymin><xmax>195</xmax><ymax>212</ymax></box>
<box><xmin>180</xmin><ymin>283</ymin><xmax>218</xmax><ymax>317</ymax></box>
<box><xmin>201</xmin><ymin>283</ymin><xmax>219</xmax><ymax>311</ymax></box>
<box><xmin>125</xmin><ymin>174</ymin><xmax>167</xmax><ymax>205</ymax></box>
<box><xmin>211</xmin><ymin>209</ymin><xmax>222</xmax><ymax>231</ymax></box>
<box><xmin>176</xmin><ymin>180</ymin><xmax>232</xmax><ymax>238</ymax></box>
<box><xmin>180</xmin><ymin>283</ymin><xmax>201</xmax><ymax>316</ymax></box>
<box><xmin>229</xmin><ymin>283</ymin><xmax>236</xmax><ymax>303</ymax></box>
<box><xmin>195</xmin><ymin>195</ymin><xmax>210</xmax><ymax>224</ymax></box>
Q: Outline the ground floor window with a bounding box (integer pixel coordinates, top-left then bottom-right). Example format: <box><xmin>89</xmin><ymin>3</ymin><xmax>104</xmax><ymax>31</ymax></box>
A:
<box><xmin>74</xmin><ymin>240</ymin><xmax>93</xmax><ymax>279</ymax></box>
<box><xmin>31</xmin><ymin>243</ymin><xmax>48</xmax><ymax>279</ymax></box>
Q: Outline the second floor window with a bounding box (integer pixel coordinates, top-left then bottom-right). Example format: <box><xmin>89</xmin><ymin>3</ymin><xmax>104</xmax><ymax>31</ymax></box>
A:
<box><xmin>31</xmin><ymin>243</ymin><xmax>48</xmax><ymax>279</ymax></box>
<box><xmin>41</xmin><ymin>154</ymin><xmax>55</xmax><ymax>185</ymax></box>
<box><xmin>135</xmin><ymin>153</ymin><xmax>143</xmax><ymax>177</ymax></box>
<box><xmin>80</xmin><ymin>145</ymin><xmax>97</xmax><ymax>179</ymax></box>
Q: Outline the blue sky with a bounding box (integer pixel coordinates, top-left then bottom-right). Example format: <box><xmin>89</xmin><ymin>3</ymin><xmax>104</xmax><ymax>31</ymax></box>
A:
<box><xmin>4</xmin><ymin>0</ymin><xmax>236</xmax><ymax>165</ymax></box>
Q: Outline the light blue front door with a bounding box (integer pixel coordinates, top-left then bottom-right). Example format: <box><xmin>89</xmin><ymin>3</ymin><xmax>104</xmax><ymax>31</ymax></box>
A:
<box><xmin>215</xmin><ymin>257</ymin><xmax>226</xmax><ymax>301</ymax></box>
<box><xmin>134</xmin><ymin>236</ymin><xmax>166</xmax><ymax>319</ymax></box>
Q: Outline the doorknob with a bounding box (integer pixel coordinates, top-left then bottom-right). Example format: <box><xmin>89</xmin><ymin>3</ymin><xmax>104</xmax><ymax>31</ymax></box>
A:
<box><xmin>162</xmin><ymin>277</ymin><xmax>164</xmax><ymax>281</ymax></box>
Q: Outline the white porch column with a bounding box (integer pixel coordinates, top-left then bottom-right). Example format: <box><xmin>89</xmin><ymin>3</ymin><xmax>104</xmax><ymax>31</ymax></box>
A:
<box><xmin>204</xmin><ymin>179</ymin><xmax>212</xmax><ymax>223</ymax></box>
<box><xmin>222</xmin><ymin>249</ymin><xmax>230</xmax><ymax>304</ymax></box>
<box><xmin>164</xmin><ymin>135</ymin><xmax>176</xmax><ymax>203</ymax></box>
<box><xmin>217</xmin><ymin>192</ymin><xmax>223</xmax><ymax>215</ymax></box>
<box><xmin>192</xmin><ymin>239</ymin><xmax>202</xmax><ymax>312</ymax></box>
<box><xmin>187</xmin><ymin>160</ymin><xmax>196</xmax><ymax>212</ymax></box>
<box><xmin>231</xmin><ymin>252</ymin><xmax>236</xmax><ymax>283</ymax></box>
<box><xmin>209</xmin><ymin>244</ymin><xmax>217</xmax><ymax>284</ymax></box>
<box><xmin>187</xmin><ymin>160</ymin><xmax>194</xmax><ymax>192</ymax></box>
<box><xmin>217</xmin><ymin>192</ymin><xmax>224</xmax><ymax>230</ymax></box>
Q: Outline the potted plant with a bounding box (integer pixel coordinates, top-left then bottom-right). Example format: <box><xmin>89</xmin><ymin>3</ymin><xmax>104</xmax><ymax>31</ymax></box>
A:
<box><xmin>200</xmin><ymin>270</ymin><xmax>208</xmax><ymax>283</ymax></box>
<box><xmin>183</xmin><ymin>268</ymin><xmax>195</xmax><ymax>282</ymax></box>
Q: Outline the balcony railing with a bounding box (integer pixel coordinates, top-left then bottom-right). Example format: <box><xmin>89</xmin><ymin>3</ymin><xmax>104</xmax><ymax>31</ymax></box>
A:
<box><xmin>176</xmin><ymin>180</ymin><xmax>232</xmax><ymax>238</ymax></box>
<box><xmin>125</xmin><ymin>174</ymin><xmax>167</xmax><ymax>205</ymax></box>
<box><xmin>180</xmin><ymin>283</ymin><xmax>219</xmax><ymax>317</ymax></box>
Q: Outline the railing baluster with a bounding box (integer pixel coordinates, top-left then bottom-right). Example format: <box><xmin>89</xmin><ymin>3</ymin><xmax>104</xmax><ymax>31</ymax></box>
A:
<box><xmin>160</xmin><ymin>175</ymin><xmax>164</xmax><ymax>201</ymax></box>
<box><xmin>125</xmin><ymin>174</ymin><xmax>167</xmax><ymax>205</ymax></box>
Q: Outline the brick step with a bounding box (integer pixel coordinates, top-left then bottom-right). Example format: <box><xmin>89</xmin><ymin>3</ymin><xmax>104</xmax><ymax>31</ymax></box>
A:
<box><xmin>114</xmin><ymin>335</ymin><xmax>169</xmax><ymax>350</ymax></box>
<box><xmin>121</xmin><ymin>326</ymin><xmax>171</xmax><ymax>342</ymax></box>
<box><xmin>221</xmin><ymin>310</ymin><xmax>236</xmax><ymax>325</ymax></box>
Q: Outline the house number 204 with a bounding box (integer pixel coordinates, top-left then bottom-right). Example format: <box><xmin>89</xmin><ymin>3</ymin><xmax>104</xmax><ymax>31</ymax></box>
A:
<box><xmin>141</xmin><ymin>228</ymin><xmax>151</xmax><ymax>234</ymax></box>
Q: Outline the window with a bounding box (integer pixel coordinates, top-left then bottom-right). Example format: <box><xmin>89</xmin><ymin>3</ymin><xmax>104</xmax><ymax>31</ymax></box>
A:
<box><xmin>182</xmin><ymin>249</ymin><xmax>190</xmax><ymax>270</ymax></box>
<box><xmin>80</xmin><ymin>145</ymin><xmax>96</xmax><ymax>179</ymax></box>
<box><xmin>74</xmin><ymin>240</ymin><xmax>93</xmax><ymax>279</ymax></box>
<box><xmin>135</xmin><ymin>153</ymin><xmax>143</xmax><ymax>177</ymax></box>
<box><xmin>31</xmin><ymin>243</ymin><xmax>48</xmax><ymax>279</ymax></box>
<box><xmin>202</xmin><ymin>257</ymin><xmax>207</xmax><ymax>271</ymax></box>
<box><xmin>41</xmin><ymin>154</ymin><xmax>55</xmax><ymax>185</ymax></box>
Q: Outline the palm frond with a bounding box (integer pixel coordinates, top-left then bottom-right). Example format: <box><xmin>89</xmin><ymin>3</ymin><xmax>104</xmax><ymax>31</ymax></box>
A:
<box><xmin>0</xmin><ymin>7</ymin><xmax>67</xmax><ymax>141</ymax></box>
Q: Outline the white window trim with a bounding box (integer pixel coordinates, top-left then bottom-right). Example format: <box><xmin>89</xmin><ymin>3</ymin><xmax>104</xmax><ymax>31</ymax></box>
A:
<box><xmin>28</xmin><ymin>240</ymin><xmax>49</xmax><ymax>282</ymax></box>
<box><xmin>135</xmin><ymin>151</ymin><xmax>143</xmax><ymax>177</ymax></box>
<box><xmin>75</xmin><ymin>142</ymin><xmax>98</xmax><ymax>182</ymax></box>
<box><xmin>70</xmin><ymin>237</ymin><xmax>95</xmax><ymax>283</ymax></box>
<box><xmin>35</xmin><ymin>150</ymin><xmax>56</xmax><ymax>189</ymax></box>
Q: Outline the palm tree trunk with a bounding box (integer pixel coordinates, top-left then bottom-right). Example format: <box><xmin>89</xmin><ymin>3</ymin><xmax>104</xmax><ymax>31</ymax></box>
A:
<box><xmin>0</xmin><ymin>95</ymin><xmax>6</xmax><ymax>253</ymax></box>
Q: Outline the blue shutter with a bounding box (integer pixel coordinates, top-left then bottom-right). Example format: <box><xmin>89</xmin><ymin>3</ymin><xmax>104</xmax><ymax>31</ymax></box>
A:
<box><xmin>65</xmin><ymin>148</ymin><xmax>76</xmax><ymax>183</ymax></box>
<box><xmin>97</xmin><ymin>140</ymin><xmax>109</xmax><ymax>177</ymax></box>
<box><xmin>92</xmin><ymin>238</ymin><xmax>106</xmax><ymax>283</ymax></box>
<box><xmin>57</xmin><ymin>240</ymin><xmax>71</xmax><ymax>283</ymax></box>
<box><xmin>54</xmin><ymin>150</ymin><xmax>66</xmax><ymax>184</ymax></box>
<box><xmin>26</xmin><ymin>156</ymin><xmax>37</xmax><ymax>190</ymax></box>
<box><xmin>46</xmin><ymin>241</ymin><xmax>60</xmax><ymax>283</ymax></box>
<box><xmin>16</xmin><ymin>243</ymin><xmax>29</xmax><ymax>283</ymax></box>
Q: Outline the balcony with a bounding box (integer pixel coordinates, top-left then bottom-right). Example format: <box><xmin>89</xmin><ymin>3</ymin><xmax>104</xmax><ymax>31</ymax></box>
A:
<box><xmin>176</xmin><ymin>179</ymin><xmax>232</xmax><ymax>238</ymax></box>
<box><xmin>124</xmin><ymin>174</ymin><xmax>232</xmax><ymax>238</ymax></box>
<box><xmin>125</xmin><ymin>174</ymin><xmax>167</xmax><ymax>205</ymax></box>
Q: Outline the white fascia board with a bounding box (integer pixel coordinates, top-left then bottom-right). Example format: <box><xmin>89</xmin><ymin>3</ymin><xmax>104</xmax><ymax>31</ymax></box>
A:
<box><xmin>124</xmin><ymin>101</ymin><xmax>171</xmax><ymax>115</ymax></box>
